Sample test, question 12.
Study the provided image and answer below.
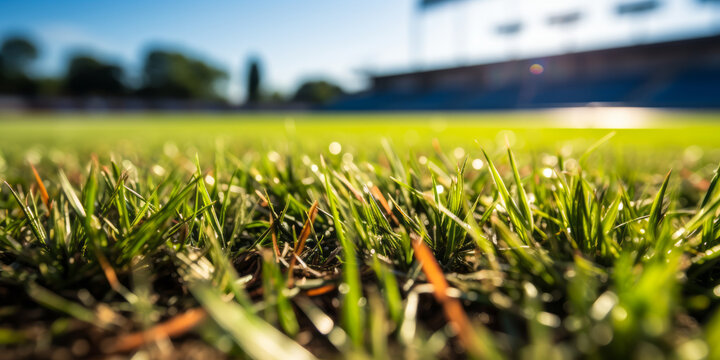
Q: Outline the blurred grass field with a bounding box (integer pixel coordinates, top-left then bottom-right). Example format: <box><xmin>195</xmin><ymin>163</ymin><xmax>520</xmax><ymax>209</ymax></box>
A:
<box><xmin>2</xmin><ymin>110</ymin><xmax>720</xmax><ymax>149</ymax></box>
<box><xmin>2</xmin><ymin>109</ymin><xmax>720</xmax><ymax>169</ymax></box>
<box><xmin>3</xmin><ymin>110</ymin><xmax>720</xmax><ymax>185</ymax></box>
<box><xmin>2</xmin><ymin>110</ymin><xmax>720</xmax><ymax>359</ymax></box>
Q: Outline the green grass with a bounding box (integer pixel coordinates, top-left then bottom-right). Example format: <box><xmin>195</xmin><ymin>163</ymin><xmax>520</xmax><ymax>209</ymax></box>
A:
<box><xmin>1</xmin><ymin>111</ymin><xmax>720</xmax><ymax>359</ymax></box>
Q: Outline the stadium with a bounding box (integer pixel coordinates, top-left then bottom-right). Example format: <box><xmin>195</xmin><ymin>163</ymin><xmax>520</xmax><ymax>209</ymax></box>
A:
<box><xmin>2</xmin><ymin>1</ymin><xmax>720</xmax><ymax>359</ymax></box>
<box><xmin>331</xmin><ymin>0</ymin><xmax>720</xmax><ymax>110</ymax></box>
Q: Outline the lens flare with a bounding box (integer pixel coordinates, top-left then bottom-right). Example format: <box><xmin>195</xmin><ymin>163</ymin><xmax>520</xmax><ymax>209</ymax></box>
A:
<box><xmin>529</xmin><ymin>64</ymin><xmax>544</xmax><ymax>75</ymax></box>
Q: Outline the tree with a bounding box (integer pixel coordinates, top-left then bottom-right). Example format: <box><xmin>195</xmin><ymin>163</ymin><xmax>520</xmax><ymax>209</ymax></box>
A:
<box><xmin>64</xmin><ymin>55</ymin><xmax>126</xmax><ymax>96</ymax></box>
<box><xmin>139</xmin><ymin>49</ymin><xmax>227</xmax><ymax>100</ymax></box>
<box><xmin>1</xmin><ymin>36</ymin><xmax>38</xmax><ymax>74</ymax></box>
<box><xmin>267</xmin><ymin>91</ymin><xmax>285</xmax><ymax>103</ymax></box>
<box><xmin>0</xmin><ymin>36</ymin><xmax>39</xmax><ymax>96</ymax></box>
<box><xmin>245</xmin><ymin>58</ymin><xmax>262</xmax><ymax>105</ymax></box>
<box><xmin>292</xmin><ymin>80</ymin><xmax>345</xmax><ymax>105</ymax></box>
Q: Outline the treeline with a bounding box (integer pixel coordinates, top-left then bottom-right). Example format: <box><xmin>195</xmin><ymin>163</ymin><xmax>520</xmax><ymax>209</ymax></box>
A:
<box><xmin>0</xmin><ymin>35</ymin><xmax>345</xmax><ymax>106</ymax></box>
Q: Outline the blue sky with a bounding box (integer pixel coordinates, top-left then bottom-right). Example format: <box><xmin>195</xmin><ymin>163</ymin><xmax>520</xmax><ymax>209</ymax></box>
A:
<box><xmin>2</xmin><ymin>0</ymin><xmax>718</xmax><ymax>102</ymax></box>
<box><xmin>1</xmin><ymin>0</ymin><xmax>415</xmax><ymax>101</ymax></box>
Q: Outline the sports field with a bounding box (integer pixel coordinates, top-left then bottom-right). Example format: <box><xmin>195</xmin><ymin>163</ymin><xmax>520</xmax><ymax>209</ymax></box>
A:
<box><xmin>2</xmin><ymin>110</ymin><xmax>720</xmax><ymax>359</ymax></box>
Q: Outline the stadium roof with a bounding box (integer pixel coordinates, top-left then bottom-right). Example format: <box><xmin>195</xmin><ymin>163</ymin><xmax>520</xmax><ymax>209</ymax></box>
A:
<box><xmin>369</xmin><ymin>33</ymin><xmax>720</xmax><ymax>80</ymax></box>
<box><xmin>419</xmin><ymin>0</ymin><xmax>465</xmax><ymax>9</ymax></box>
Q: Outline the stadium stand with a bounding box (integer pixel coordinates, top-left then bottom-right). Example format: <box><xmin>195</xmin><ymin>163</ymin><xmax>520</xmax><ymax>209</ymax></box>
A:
<box><xmin>327</xmin><ymin>35</ymin><xmax>720</xmax><ymax>110</ymax></box>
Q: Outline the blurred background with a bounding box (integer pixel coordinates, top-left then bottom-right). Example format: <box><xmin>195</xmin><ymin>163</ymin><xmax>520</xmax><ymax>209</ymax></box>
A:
<box><xmin>0</xmin><ymin>0</ymin><xmax>719</xmax><ymax>111</ymax></box>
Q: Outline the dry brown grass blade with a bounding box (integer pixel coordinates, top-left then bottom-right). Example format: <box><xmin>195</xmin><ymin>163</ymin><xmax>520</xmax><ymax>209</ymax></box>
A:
<box><xmin>30</xmin><ymin>164</ymin><xmax>50</xmax><ymax>210</ymax></box>
<box><xmin>287</xmin><ymin>200</ymin><xmax>319</xmax><ymax>287</ymax></box>
<box><xmin>336</xmin><ymin>173</ymin><xmax>365</xmax><ymax>203</ymax></box>
<box><xmin>370</xmin><ymin>185</ymin><xmax>399</xmax><ymax>226</ymax></box>
<box><xmin>255</xmin><ymin>189</ymin><xmax>269</xmax><ymax>207</ymax></box>
<box><xmin>95</xmin><ymin>249</ymin><xmax>122</xmax><ymax>292</ymax></box>
<box><xmin>305</xmin><ymin>284</ymin><xmax>336</xmax><ymax>297</ymax></box>
<box><xmin>681</xmin><ymin>168</ymin><xmax>711</xmax><ymax>191</ymax></box>
<box><xmin>411</xmin><ymin>233</ymin><xmax>486</xmax><ymax>358</ymax></box>
<box><xmin>432</xmin><ymin>138</ymin><xmax>442</xmax><ymax>154</ymax></box>
<box><xmin>107</xmin><ymin>308</ymin><xmax>207</xmax><ymax>353</ymax></box>
<box><xmin>270</xmin><ymin>213</ymin><xmax>281</xmax><ymax>260</ymax></box>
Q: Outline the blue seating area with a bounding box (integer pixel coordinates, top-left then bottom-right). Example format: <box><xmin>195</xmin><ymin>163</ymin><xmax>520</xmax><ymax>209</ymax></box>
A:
<box><xmin>528</xmin><ymin>75</ymin><xmax>646</xmax><ymax>106</ymax></box>
<box><xmin>324</xmin><ymin>91</ymin><xmax>400</xmax><ymax>110</ymax></box>
<box><xmin>462</xmin><ymin>85</ymin><xmax>522</xmax><ymax>110</ymax></box>
<box><xmin>326</xmin><ymin>68</ymin><xmax>720</xmax><ymax>110</ymax></box>
<box><xmin>645</xmin><ymin>67</ymin><xmax>720</xmax><ymax>108</ymax></box>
